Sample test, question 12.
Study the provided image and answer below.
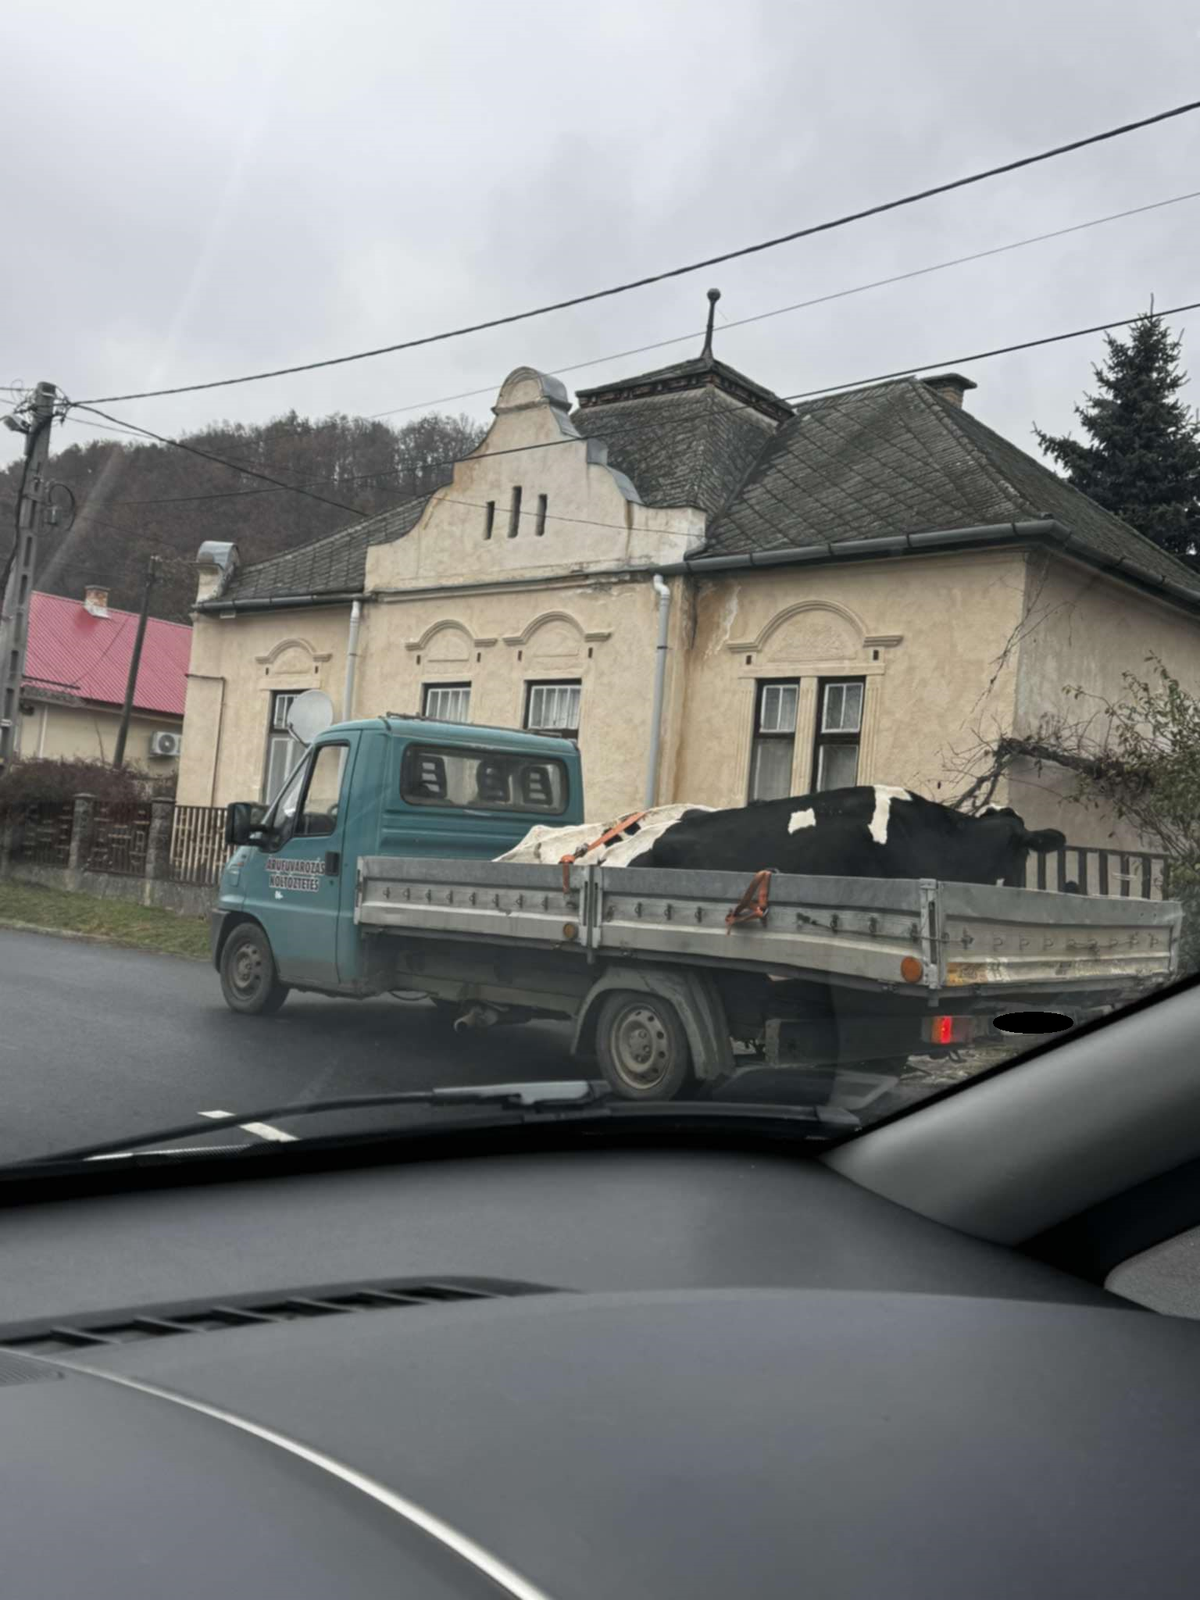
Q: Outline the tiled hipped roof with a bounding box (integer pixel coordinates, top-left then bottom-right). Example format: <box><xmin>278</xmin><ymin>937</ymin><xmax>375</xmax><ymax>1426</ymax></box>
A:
<box><xmin>227</xmin><ymin>495</ymin><xmax>428</xmax><ymax>602</ymax></box>
<box><xmin>573</xmin><ymin>386</ymin><xmax>777</xmax><ymax>517</ymax></box>
<box><xmin>706</xmin><ymin>378</ymin><xmax>1200</xmax><ymax>591</ymax></box>
<box><xmin>213</xmin><ymin>350</ymin><xmax>1200</xmax><ymax>608</ymax></box>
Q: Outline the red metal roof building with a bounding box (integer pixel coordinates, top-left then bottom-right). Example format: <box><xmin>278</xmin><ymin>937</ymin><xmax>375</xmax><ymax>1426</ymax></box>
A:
<box><xmin>22</xmin><ymin>590</ymin><xmax>190</xmax><ymax>717</ymax></box>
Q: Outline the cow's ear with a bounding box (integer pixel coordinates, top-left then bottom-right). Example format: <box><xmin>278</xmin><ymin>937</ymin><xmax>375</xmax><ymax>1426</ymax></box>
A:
<box><xmin>1024</xmin><ymin>828</ymin><xmax>1067</xmax><ymax>853</ymax></box>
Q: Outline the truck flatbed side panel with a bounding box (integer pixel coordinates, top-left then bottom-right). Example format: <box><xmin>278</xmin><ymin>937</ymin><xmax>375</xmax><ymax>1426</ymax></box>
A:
<box><xmin>356</xmin><ymin>856</ymin><xmax>1182</xmax><ymax>998</ymax></box>
<box><xmin>592</xmin><ymin>866</ymin><xmax>930</xmax><ymax>988</ymax></box>
<box><xmin>355</xmin><ymin>857</ymin><xmax>580</xmax><ymax>947</ymax></box>
<box><xmin>936</xmin><ymin>882</ymin><xmax>1179</xmax><ymax>989</ymax></box>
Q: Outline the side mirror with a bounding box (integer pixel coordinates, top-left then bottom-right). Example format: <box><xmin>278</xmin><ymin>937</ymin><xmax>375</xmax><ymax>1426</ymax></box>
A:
<box><xmin>225</xmin><ymin>801</ymin><xmax>266</xmax><ymax>847</ymax></box>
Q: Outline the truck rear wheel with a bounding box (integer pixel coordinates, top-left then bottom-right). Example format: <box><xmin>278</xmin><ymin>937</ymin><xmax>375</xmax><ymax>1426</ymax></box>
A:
<box><xmin>220</xmin><ymin>923</ymin><xmax>289</xmax><ymax>1016</ymax></box>
<box><xmin>594</xmin><ymin>991</ymin><xmax>692</xmax><ymax>1101</ymax></box>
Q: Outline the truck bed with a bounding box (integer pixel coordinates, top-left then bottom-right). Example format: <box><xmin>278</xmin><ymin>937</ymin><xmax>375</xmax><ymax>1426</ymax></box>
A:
<box><xmin>356</xmin><ymin>857</ymin><xmax>1181</xmax><ymax>1002</ymax></box>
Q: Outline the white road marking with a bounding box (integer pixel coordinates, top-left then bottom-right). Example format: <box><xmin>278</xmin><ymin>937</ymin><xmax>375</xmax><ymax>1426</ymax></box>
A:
<box><xmin>869</xmin><ymin>786</ymin><xmax>912</xmax><ymax>846</ymax></box>
<box><xmin>44</xmin><ymin>1362</ymin><xmax>558</xmax><ymax>1600</ymax></box>
<box><xmin>787</xmin><ymin>807</ymin><xmax>816</xmax><ymax>833</ymax></box>
<box><xmin>199</xmin><ymin>1108</ymin><xmax>298</xmax><ymax>1143</ymax></box>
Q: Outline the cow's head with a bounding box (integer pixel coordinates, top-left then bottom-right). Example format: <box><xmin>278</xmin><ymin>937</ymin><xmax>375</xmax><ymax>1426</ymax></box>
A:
<box><xmin>969</xmin><ymin>810</ymin><xmax>1067</xmax><ymax>886</ymax></box>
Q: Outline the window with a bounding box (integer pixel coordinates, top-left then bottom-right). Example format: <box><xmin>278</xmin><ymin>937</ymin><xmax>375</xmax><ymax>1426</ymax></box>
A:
<box><xmin>508</xmin><ymin>484</ymin><xmax>522</xmax><ymax>537</ymax></box>
<box><xmin>400</xmin><ymin>744</ymin><xmax>569</xmax><ymax>814</ymax></box>
<box><xmin>525</xmin><ymin>680</ymin><xmax>581</xmax><ymax>739</ymax></box>
<box><xmin>748</xmin><ymin>681</ymin><xmax>798</xmax><ymax>801</ymax></box>
<box><xmin>814</xmin><ymin>678</ymin><xmax>864</xmax><ymax>791</ymax></box>
<box><xmin>483</xmin><ymin>500</ymin><xmax>495</xmax><ymax>540</ymax></box>
<box><xmin>264</xmin><ymin>691</ymin><xmax>304</xmax><ymax>803</ymax></box>
<box><xmin>422</xmin><ymin>683</ymin><xmax>471</xmax><ymax>723</ymax></box>
<box><xmin>293</xmin><ymin>742</ymin><xmax>348</xmax><ymax>837</ymax></box>
<box><xmin>535</xmin><ymin>493</ymin><xmax>548</xmax><ymax>536</ymax></box>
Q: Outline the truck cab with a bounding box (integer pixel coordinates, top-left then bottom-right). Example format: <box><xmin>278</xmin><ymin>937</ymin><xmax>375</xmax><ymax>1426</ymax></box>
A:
<box><xmin>213</xmin><ymin>715</ymin><xmax>584</xmax><ymax>1000</ymax></box>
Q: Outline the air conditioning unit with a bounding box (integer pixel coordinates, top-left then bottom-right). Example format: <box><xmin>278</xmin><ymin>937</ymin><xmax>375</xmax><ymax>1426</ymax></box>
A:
<box><xmin>149</xmin><ymin>730</ymin><xmax>182</xmax><ymax>758</ymax></box>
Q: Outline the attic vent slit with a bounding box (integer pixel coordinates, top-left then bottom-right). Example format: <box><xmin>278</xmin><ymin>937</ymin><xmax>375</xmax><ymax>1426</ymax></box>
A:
<box><xmin>535</xmin><ymin>493</ymin><xmax>547</xmax><ymax>536</ymax></box>
<box><xmin>483</xmin><ymin>501</ymin><xmax>495</xmax><ymax>541</ymax></box>
<box><xmin>508</xmin><ymin>485</ymin><xmax>523</xmax><ymax>538</ymax></box>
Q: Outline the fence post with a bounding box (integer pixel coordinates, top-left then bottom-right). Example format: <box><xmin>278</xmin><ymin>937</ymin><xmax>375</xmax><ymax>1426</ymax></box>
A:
<box><xmin>67</xmin><ymin>793</ymin><xmax>96</xmax><ymax>873</ymax></box>
<box><xmin>145</xmin><ymin>797</ymin><xmax>175</xmax><ymax>882</ymax></box>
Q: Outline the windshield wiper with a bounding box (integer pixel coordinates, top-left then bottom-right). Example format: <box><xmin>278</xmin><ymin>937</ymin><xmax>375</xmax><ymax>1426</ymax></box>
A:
<box><xmin>16</xmin><ymin>1081</ymin><xmax>613</xmax><ymax>1168</ymax></box>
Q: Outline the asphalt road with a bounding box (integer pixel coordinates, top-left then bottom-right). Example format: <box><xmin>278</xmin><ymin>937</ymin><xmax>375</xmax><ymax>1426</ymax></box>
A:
<box><xmin>0</xmin><ymin>928</ymin><xmax>580</xmax><ymax>1165</ymax></box>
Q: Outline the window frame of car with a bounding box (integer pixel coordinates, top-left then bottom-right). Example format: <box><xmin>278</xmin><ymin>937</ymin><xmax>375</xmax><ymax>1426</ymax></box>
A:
<box><xmin>398</xmin><ymin>740</ymin><xmax>571</xmax><ymax>816</ymax></box>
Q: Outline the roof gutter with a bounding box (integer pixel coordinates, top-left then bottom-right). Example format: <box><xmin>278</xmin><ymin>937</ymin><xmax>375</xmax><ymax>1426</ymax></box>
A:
<box><xmin>660</xmin><ymin>519</ymin><xmax>1200</xmax><ymax>613</ymax></box>
<box><xmin>195</xmin><ymin>590</ymin><xmax>365</xmax><ymax>615</ymax></box>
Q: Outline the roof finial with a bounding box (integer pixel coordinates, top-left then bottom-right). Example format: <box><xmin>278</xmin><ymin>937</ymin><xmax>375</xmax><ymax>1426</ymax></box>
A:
<box><xmin>701</xmin><ymin>287</ymin><xmax>721</xmax><ymax>360</ymax></box>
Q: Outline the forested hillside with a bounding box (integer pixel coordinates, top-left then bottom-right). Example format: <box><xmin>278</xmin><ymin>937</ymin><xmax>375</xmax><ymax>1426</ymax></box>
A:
<box><xmin>0</xmin><ymin>410</ymin><xmax>483</xmax><ymax>622</ymax></box>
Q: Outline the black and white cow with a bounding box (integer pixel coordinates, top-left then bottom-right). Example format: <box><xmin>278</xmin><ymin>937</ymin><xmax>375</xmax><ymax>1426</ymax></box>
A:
<box><xmin>629</xmin><ymin>786</ymin><xmax>1067</xmax><ymax>887</ymax></box>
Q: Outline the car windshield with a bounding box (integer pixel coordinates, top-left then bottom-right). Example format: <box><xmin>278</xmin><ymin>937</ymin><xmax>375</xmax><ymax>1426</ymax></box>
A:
<box><xmin>1</xmin><ymin>2</ymin><xmax>1199</xmax><ymax>1166</ymax></box>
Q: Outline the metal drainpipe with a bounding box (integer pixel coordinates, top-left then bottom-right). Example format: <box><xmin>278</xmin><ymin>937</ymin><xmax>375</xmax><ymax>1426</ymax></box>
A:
<box><xmin>644</xmin><ymin>575</ymin><xmax>672</xmax><ymax>808</ymax></box>
<box><xmin>343</xmin><ymin>599</ymin><xmax>363</xmax><ymax>721</ymax></box>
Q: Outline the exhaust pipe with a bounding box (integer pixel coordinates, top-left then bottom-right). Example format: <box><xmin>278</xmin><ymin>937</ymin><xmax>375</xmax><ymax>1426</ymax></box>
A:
<box><xmin>454</xmin><ymin>1004</ymin><xmax>501</xmax><ymax>1033</ymax></box>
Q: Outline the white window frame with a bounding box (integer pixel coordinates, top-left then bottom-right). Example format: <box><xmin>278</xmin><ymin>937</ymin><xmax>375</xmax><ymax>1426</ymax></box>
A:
<box><xmin>813</xmin><ymin>678</ymin><xmax>865</xmax><ymax>791</ymax></box>
<box><xmin>422</xmin><ymin>683</ymin><xmax>472</xmax><ymax>723</ymax></box>
<box><xmin>524</xmin><ymin>680</ymin><xmax>581</xmax><ymax>738</ymax></box>
<box><xmin>748</xmin><ymin>679</ymin><xmax>799</xmax><ymax>801</ymax></box>
<box><xmin>264</xmin><ymin>691</ymin><xmax>304</xmax><ymax>804</ymax></box>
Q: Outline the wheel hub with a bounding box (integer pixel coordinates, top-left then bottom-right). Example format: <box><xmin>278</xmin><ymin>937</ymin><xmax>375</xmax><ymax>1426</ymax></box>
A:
<box><xmin>232</xmin><ymin>943</ymin><xmax>262</xmax><ymax>995</ymax></box>
<box><xmin>612</xmin><ymin>1004</ymin><xmax>669</xmax><ymax>1088</ymax></box>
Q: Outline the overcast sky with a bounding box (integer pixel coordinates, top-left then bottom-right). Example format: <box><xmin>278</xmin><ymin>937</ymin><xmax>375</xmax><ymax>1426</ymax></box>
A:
<box><xmin>3</xmin><ymin>0</ymin><xmax>1199</xmax><ymax>481</ymax></box>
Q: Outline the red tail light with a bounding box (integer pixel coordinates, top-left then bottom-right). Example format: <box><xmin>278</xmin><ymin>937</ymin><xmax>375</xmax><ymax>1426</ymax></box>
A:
<box><xmin>924</xmin><ymin>1014</ymin><xmax>974</xmax><ymax>1045</ymax></box>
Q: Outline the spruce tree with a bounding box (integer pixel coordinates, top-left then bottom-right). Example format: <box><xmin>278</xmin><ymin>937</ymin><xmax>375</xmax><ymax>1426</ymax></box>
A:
<box><xmin>1035</xmin><ymin>312</ymin><xmax>1200</xmax><ymax>562</ymax></box>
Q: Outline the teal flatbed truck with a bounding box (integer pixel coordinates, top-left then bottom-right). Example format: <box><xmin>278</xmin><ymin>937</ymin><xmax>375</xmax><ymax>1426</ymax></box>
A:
<box><xmin>213</xmin><ymin>714</ymin><xmax>1182</xmax><ymax>1104</ymax></box>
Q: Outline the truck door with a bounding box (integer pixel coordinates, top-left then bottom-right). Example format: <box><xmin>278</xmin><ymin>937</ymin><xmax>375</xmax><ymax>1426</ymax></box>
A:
<box><xmin>245</xmin><ymin>735</ymin><xmax>358</xmax><ymax>987</ymax></box>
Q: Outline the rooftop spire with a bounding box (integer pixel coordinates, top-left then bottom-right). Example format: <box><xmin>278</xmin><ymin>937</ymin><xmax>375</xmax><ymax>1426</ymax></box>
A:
<box><xmin>701</xmin><ymin>287</ymin><xmax>721</xmax><ymax>360</ymax></box>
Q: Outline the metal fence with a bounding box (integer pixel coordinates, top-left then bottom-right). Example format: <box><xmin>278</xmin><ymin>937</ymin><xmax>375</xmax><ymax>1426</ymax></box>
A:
<box><xmin>1022</xmin><ymin>844</ymin><xmax>1170</xmax><ymax>901</ymax></box>
<box><xmin>87</xmin><ymin>801</ymin><xmax>152</xmax><ymax>877</ymax></box>
<box><xmin>11</xmin><ymin>802</ymin><xmax>74</xmax><ymax>866</ymax></box>
<box><xmin>169</xmin><ymin>804</ymin><xmax>230</xmax><ymax>886</ymax></box>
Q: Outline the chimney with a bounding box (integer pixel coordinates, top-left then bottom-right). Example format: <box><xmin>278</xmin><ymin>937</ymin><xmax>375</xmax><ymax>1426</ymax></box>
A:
<box><xmin>83</xmin><ymin>584</ymin><xmax>110</xmax><ymax>617</ymax></box>
<box><xmin>196</xmin><ymin>540</ymin><xmax>240</xmax><ymax>605</ymax></box>
<box><xmin>922</xmin><ymin>372</ymin><xmax>977</xmax><ymax>409</ymax></box>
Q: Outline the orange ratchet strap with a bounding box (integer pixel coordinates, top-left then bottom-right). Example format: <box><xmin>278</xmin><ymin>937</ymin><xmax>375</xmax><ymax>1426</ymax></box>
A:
<box><xmin>726</xmin><ymin>869</ymin><xmax>775</xmax><ymax>931</ymax></box>
<box><xmin>560</xmin><ymin>810</ymin><xmax>648</xmax><ymax>892</ymax></box>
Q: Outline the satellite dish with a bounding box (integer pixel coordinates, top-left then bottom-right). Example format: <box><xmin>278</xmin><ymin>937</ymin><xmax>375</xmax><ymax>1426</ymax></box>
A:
<box><xmin>287</xmin><ymin>689</ymin><xmax>335</xmax><ymax>746</ymax></box>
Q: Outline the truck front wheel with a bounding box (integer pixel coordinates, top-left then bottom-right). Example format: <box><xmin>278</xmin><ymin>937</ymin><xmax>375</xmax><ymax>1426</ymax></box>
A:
<box><xmin>220</xmin><ymin>923</ymin><xmax>289</xmax><ymax>1016</ymax></box>
<box><xmin>594</xmin><ymin>991</ymin><xmax>692</xmax><ymax>1101</ymax></box>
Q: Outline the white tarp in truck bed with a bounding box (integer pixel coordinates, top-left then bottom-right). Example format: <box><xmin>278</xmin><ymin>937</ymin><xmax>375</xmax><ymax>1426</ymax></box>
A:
<box><xmin>495</xmin><ymin>804</ymin><xmax>713</xmax><ymax>868</ymax></box>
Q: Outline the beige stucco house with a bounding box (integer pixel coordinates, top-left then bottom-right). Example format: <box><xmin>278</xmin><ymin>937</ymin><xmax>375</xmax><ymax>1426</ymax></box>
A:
<box><xmin>177</xmin><ymin>330</ymin><xmax>1200</xmax><ymax>857</ymax></box>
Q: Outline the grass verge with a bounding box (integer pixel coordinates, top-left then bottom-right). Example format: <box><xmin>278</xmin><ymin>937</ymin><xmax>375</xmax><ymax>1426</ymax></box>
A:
<box><xmin>0</xmin><ymin>881</ymin><xmax>210</xmax><ymax>960</ymax></box>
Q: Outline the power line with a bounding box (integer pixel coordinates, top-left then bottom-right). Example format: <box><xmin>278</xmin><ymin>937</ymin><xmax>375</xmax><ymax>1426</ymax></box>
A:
<box><xmin>75</xmin><ymin>97</ymin><xmax>1200</xmax><ymax>407</ymax></box>
<box><xmin>44</xmin><ymin>182</ymin><xmax>1200</xmax><ymax>525</ymax></box>
<box><xmin>107</xmin><ymin>434</ymin><xmax>575</xmax><ymax>508</ymax></box>
<box><xmin>60</xmin><ymin>414</ymin><xmax>166</xmax><ymax>443</ymax></box>
<box><xmin>60</xmin><ymin>176</ymin><xmax>1190</xmax><ymax>512</ymax></box>
<box><xmin>781</xmin><ymin>295</ymin><xmax>1200</xmax><ymax>401</ymax></box>
<box><xmin>76</xmin><ymin>294</ymin><xmax>1200</xmax><ymax>523</ymax></box>
<box><xmin>64</xmin><ymin>405</ymin><xmax>371</xmax><ymax>518</ymax></box>
<box><xmin>366</xmin><ymin>187</ymin><xmax>1200</xmax><ymax>422</ymax></box>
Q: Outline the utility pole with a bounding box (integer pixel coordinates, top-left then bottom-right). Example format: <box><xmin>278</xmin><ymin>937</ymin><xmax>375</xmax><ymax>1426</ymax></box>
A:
<box><xmin>113</xmin><ymin>554</ymin><xmax>159</xmax><ymax>771</ymax></box>
<box><xmin>0</xmin><ymin>382</ymin><xmax>57</xmax><ymax>770</ymax></box>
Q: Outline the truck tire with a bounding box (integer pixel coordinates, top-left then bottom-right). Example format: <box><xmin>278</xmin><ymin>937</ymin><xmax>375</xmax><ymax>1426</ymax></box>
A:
<box><xmin>220</xmin><ymin>923</ymin><xmax>289</xmax><ymax>1016</ymax></box>
<box><xmin>594</xmin><ymin>991</ymin><xmax>693</xmax><ymax>1101</ymax></box>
